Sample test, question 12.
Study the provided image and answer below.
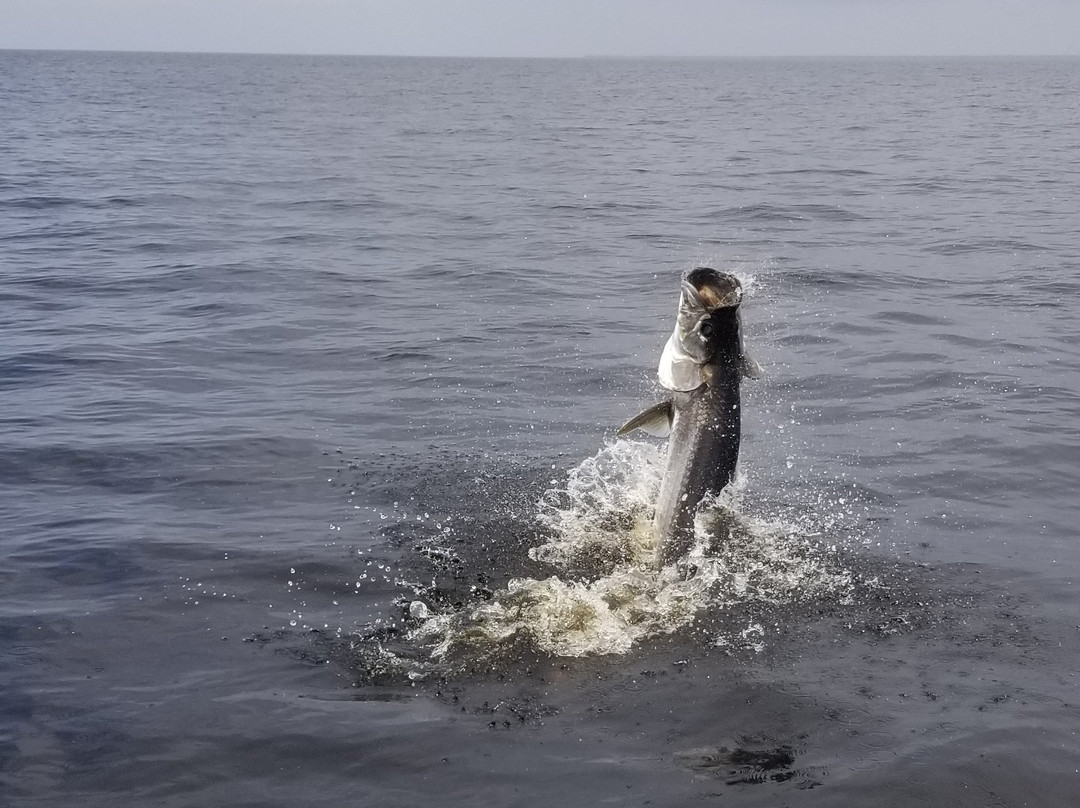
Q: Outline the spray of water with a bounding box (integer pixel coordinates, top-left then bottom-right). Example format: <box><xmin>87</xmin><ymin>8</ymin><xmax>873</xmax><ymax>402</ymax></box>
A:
<box><xmin>406</xmin><ymin>439</ymin><xmax>859</xmax><ymax>662</ymax></box>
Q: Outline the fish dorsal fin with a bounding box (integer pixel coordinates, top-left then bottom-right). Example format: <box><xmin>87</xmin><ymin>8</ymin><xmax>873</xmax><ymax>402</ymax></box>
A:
<box><xmin>617</xmin><ymin>400</ymin><xmax>674</xmax><ymax>438</ymax></box>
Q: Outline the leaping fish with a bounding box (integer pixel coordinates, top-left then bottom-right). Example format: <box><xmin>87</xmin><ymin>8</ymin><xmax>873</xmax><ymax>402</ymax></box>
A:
<box><xmin>618</xmin><ymin>267</ymin><xmax>759</xmax><ymax>565</ymax></box>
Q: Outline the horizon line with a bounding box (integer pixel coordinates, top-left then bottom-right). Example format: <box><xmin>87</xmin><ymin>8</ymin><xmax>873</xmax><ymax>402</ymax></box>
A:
<box><xmin>2</xmin><ymin>46</ymin><xmax>1078</xmax><ymax>60</ymax></box>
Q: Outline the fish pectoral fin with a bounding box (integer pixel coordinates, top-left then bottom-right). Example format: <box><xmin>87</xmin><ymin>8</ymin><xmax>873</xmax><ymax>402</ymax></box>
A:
<box><xmin>740</xmin><ymin>350</ymin><xmax>763</xmax><ymax>380</ymax></box>
<box><xmin>736</xmin><ymin>314</ymin><xmax>762</xmax><ymax>380</ymax></box>
<box><xmin>617</xmin><ymin>400</ymin><xmax>674</xmax><ymax>438</ymax></box>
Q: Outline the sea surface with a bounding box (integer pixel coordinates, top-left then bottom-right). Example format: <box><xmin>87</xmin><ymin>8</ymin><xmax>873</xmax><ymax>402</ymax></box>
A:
<box><xmin>2</xmin><ymin>51</ymin><xmax>1080</xmax><ymax>807</ymax></box>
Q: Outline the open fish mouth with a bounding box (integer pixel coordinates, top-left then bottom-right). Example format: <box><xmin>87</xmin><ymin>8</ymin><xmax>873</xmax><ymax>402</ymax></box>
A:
<box><xmin>683</xmin><ymin>268</ymin><xmax>742</xmax><ymax>311</ymax></box>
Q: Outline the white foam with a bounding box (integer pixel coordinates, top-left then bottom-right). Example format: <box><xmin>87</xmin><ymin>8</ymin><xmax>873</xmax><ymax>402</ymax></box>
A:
<box><xmin>408</xmin><ymin>438</ymin><xmax>859</xmax><ymax>660</ymax></box>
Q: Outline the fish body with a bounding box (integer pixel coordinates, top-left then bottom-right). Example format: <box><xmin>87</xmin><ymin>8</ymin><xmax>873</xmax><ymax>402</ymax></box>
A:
<box><xmin>619</xmin><ymin>268</ymin><xmax>755</xmax><ymax>565</ymax></box>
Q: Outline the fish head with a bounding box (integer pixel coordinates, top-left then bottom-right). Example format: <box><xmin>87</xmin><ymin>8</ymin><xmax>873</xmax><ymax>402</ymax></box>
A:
<box><xmin>658</xmin><ymin>268</ymin><xmax>745</xmax><ymax>392</ymax></box>
<box><xmin>677</xmin><ymin>268</ymin><xmax>742</xmax><ymax>357</ymax></box>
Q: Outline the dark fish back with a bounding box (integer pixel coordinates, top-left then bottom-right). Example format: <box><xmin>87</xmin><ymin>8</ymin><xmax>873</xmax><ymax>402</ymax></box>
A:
<box><xmin>653</xmin><ymin>369</ymin><xmax>741</xmax><ymax>564</ymax></box>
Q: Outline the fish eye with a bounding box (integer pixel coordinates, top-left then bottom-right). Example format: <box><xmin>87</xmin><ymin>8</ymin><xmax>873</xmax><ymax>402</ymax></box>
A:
<box><xmin>698</xmin><ymin>320</ymin><xmax>714</xmax><ymax>338</ymax></box>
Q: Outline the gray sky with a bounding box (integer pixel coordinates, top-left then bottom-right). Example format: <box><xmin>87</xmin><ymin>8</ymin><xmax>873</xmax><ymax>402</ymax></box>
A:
<box><xmin>2</xmin><ymin>0</ymin><xmax>1078</xmax><ymax>56</ymax></box>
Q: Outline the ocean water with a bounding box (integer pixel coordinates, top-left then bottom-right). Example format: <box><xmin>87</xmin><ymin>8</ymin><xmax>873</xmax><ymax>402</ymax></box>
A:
<box><xmin>2</xmin><ymin>50</ymin><xmax>1080</xmax><ymax>806</ymax></box>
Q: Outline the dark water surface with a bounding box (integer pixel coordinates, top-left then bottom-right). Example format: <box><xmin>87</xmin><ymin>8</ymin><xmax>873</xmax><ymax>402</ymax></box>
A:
<box><xmin>2</xmin><ymin>51</ymin><xmax>1080</xmax><ymax>806</ymax></box>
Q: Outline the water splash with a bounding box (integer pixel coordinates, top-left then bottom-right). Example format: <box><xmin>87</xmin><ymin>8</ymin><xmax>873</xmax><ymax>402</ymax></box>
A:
<box><xmin>405</xmin><ymin>439</ymin><xmax>860</xmax><ymax>663</ymax></box>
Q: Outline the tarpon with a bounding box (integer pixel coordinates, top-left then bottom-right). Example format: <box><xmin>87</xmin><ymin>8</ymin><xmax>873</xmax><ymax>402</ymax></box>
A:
<box><xmin>618</xmin><ymin>268</ymin><xmax>759</xmax><ymax>565</ymax></box>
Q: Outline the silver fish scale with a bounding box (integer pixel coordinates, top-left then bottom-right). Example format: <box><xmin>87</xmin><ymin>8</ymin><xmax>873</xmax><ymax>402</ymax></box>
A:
<box><xmin>652</xmin><ymin>369</ymin><xmax>742</xmax><ymax>565</ymax></box>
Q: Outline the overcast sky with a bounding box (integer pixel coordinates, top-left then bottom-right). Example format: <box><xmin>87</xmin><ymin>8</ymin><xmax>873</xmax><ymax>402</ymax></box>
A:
<box><xmin>2</xmin><ymin>0</ymin><xmax>1078</xmax><ymax>57</ymax></box>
